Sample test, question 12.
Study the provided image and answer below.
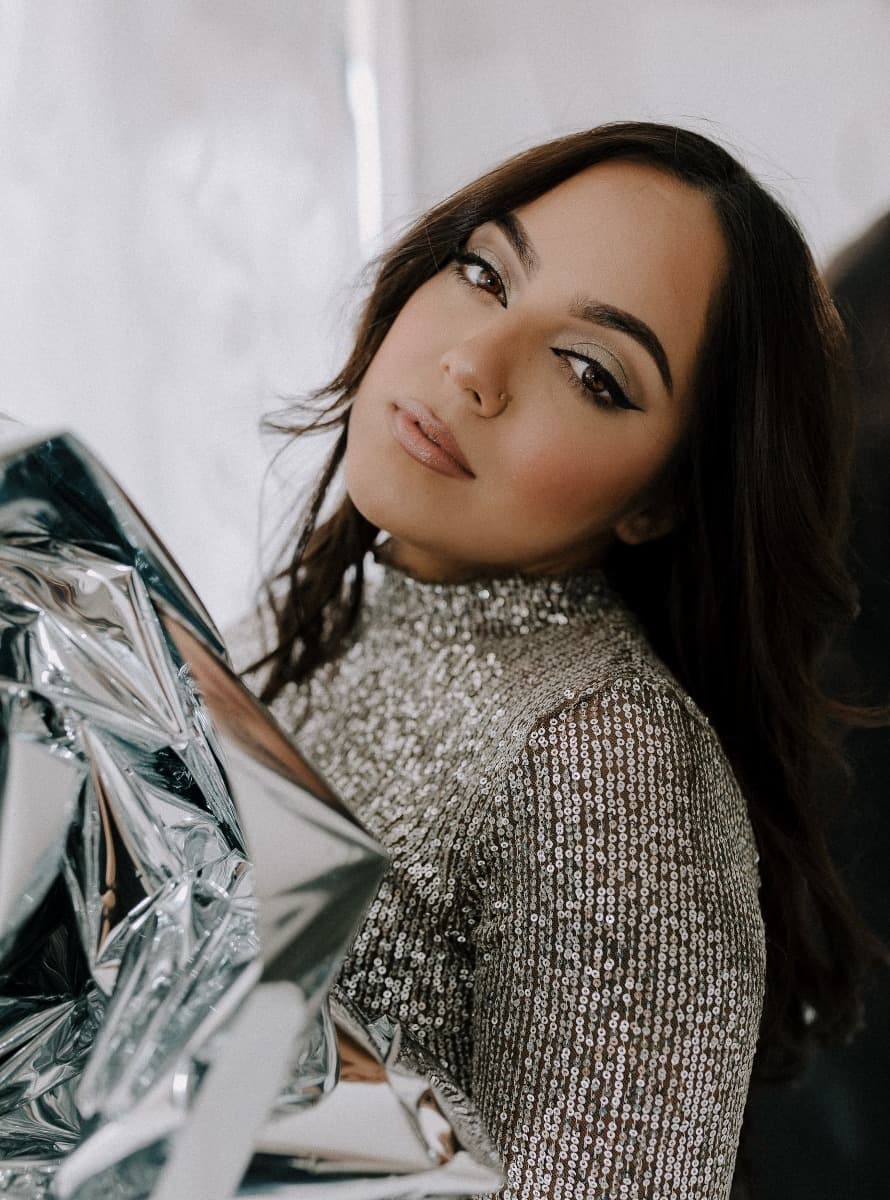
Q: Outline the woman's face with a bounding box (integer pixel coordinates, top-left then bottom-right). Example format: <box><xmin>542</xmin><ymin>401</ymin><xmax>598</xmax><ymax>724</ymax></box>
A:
<box><xmin>344</xmin><ymin>160</ymin><xmax>726</xmax><ymax>581</ymax></box>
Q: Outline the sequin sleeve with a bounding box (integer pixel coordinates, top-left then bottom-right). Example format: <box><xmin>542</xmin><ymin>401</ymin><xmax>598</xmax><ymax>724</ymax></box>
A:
<box><xmin>469</xmin><ymin>680</ymin><xmax>765</xmax><ymax>1199</ymax></box>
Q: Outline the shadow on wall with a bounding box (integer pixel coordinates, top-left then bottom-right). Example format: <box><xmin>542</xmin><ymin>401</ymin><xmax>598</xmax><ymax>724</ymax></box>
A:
<box><xmin>744</xmin><ymin>212</ymin><xmax>890</xmax><ymax>1200</ymax></box>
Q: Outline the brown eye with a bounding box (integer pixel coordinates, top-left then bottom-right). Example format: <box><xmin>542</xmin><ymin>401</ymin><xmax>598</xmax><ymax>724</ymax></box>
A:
<box><xmin>450</xmin><ymin>250</ymin><xmax>507</xmax><ymax>307</ymax></box>
<box><xmin>551</xmin><ymin>348</ymin><xmax>641</xmax><ymax>412</ymax></box>
<box><xmin>581</xmin><ymin>363</ymin><xmax>612</xmax><ymax>398</ymax></box>
<box><xmin>464</xmin><ymin>262</ymin><xmax>500</xmax><ymax>292</ymax></box>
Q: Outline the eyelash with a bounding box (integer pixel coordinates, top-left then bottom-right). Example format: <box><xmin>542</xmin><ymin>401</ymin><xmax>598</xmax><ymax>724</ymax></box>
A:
<box><xmin>450</xmin><ymin>248</ymin><xmax>508</xmax><ymax>305</ymax></box>
<box><xmin>448</xmin><ymin>246</ymin><xmax>640</xmax><ymax>413</ymax></box>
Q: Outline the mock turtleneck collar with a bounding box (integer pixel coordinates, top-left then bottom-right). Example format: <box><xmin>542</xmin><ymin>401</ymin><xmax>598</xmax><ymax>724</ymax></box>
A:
<box><xmin>360</xmin><ymin>542</ymin><xmax>617</xmax><ymax>643</ymax></box>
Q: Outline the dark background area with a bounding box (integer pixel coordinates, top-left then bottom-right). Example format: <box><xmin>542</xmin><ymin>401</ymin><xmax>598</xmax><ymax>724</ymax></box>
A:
<box><xmin>747</xmin><ymin>212</ymin><xmax>890</xmax><ymax>1200</ymax></box>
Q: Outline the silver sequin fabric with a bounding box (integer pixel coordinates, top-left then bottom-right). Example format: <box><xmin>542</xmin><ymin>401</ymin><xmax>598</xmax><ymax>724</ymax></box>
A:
<box><xmin>236</xmin><ymin>547</ymin><xmax>766</xmax><ymax>1199</ymax></box>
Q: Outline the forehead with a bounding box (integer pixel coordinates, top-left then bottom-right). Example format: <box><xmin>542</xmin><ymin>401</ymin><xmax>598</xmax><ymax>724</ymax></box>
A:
<box><xmin>510</xmin><ymin>161</ymin><xmax>727</xmax><ymax>399</ymax></box>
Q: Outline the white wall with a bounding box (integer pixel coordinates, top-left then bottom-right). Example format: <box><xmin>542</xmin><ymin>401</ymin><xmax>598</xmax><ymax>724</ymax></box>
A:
<box><xmin>0</xmin><ymin>1</ymin><xmax>360</xmax><ymax>628</ymax></box>
<box><xmin>401</xmin><ymin>0</ymin><xmax>890</xmax><ymax>268</ymax></box>
<box><xmin>1</xmin><ymin>1</ymin><xmax>888</xmax><ymax>628</ymax></box>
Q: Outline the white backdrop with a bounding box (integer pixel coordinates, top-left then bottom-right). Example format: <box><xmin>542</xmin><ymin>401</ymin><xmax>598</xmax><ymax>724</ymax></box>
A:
<box><xmin>1</xmin><ymin>0</ymin><xmax>889</xmax><ymax>627</ymax></box>
<box><xmin>402</xmin><ymin>0</ymin><xmax>890</xmax><ymax>267</ymax></box>
<box><xmin>0</xmin><ymin>1</ymin><xmax>361</xmax><ymax>628</ymax></box>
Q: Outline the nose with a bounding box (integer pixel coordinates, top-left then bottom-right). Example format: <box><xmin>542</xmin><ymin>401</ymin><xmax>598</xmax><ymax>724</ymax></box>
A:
<box><xmin>439</xmin><ymin>333</ymin><xmax>511</xmax><ymax>417</ymax></box>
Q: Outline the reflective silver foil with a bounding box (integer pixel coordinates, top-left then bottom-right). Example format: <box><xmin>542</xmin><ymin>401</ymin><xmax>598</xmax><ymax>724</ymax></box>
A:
<box><xmin>245</xmin><ymin>994</ymin><xmax>503</xmax><ymax>1196</ymax></box>
<box><xmin>0</xmin><ymin>428</ymin><xmax>501</xmax><ymax>1198</ymax></box>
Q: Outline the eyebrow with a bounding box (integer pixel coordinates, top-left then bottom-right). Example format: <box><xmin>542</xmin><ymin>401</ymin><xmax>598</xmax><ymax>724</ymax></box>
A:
<box><xmin>569</xmin><ymin>299</ymin><xmax>674</xmax><ymax>396</ymax></box>
<box><xmin>491</xmin><ymin>212</ymin><xmax>674</xmax><ymax>396</ymax></box>
<box><xmin>493</xmin><ymin>213</ymin><xmax>539</xmax><ymax>275</ymax></box>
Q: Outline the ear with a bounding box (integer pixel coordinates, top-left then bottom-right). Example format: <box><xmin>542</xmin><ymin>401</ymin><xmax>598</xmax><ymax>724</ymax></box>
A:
<box><xmin>613</xmin><ymin>505</ymin><xmax>674</xmax><ymax>546</ymax></box>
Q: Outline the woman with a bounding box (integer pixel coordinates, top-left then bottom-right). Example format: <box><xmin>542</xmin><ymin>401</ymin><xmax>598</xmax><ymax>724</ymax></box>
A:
<box><xmin>240</xmin><ymin>122</ymin><xmax>879</xmax><ymax>1198</ymax></box>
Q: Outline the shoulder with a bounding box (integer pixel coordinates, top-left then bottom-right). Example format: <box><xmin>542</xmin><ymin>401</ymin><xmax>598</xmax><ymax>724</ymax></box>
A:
<box><xmin>498</xmin><ymin>674</ymin><xmax>734</xmax><ymax>810</ymax></box>
<box><xmin>477</xmin><ymin>675</ymin><xmax>766</xmax><ymax>993</ymax></box>
<box><xmin>523</xmin><ymin>675</ymin><xmax>724</xmax><ymax>788</ymax></box>
<box><xmin>486</xmin><ymin>675</ymin><xmax>762</xmax><ymax>898</ymax></box>
<box><xmin>484</xmin><ymin>586</ymin><xmax>718</xmax><ymax>777</ymax></box>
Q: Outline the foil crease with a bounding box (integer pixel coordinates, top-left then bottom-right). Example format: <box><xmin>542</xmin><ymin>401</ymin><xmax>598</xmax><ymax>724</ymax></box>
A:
<box><xmin>0</xmin><ymin>428</ymin><xmax>501</xmax><ymax>1198</ymax></box>
<box><xmin>247</xmin><ymin>994</ymin><xmax>503</xmax><ymax>1193</ymax></box>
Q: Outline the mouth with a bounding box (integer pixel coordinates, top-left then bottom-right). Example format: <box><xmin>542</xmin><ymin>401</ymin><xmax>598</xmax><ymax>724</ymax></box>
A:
<box><xmin>388</xmin><ymin>403</ymin><xmax>476</xmax><ymax>480</ymax></box>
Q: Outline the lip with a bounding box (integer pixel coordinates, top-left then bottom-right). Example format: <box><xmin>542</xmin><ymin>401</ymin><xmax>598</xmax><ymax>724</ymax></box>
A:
<box><xmin>387</xmin><ymin>401</ymin><xmax>475</xmax><ymax>479</ymax></box>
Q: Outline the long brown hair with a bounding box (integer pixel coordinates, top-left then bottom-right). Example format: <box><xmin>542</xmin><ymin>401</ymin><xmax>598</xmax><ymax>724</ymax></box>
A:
<box><xmin>251</xmin><ymin>122</ymin><xmax>885</xmax><ymax>1115</ymax></box>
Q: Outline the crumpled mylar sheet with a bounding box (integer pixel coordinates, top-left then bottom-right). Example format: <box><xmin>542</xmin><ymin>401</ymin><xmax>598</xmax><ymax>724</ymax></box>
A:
<box><xmin>0</xmin><ymin>427</ymin><xmax>502</xmax><ymax>1199</ymax></box>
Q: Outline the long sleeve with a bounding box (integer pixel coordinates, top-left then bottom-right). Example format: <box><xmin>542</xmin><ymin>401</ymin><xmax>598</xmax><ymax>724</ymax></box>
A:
<box><xmin>469</xmin><ymin>679</ymin><xmax>765</xmax><ymax>1199</ymax></box>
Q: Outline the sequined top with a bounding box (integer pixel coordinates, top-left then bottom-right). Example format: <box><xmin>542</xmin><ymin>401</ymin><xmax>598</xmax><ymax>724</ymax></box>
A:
<box><xmin>237</xmin><ymin>546</ymin><xmax>766</xmax><ymax>1200</ymax></box>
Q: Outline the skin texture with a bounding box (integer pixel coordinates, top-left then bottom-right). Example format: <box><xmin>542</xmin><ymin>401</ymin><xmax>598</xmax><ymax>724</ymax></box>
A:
<box><xmin>344</xmin><ymin>160</ymin><xmax>727</xmax><ymax>582</ymax></box>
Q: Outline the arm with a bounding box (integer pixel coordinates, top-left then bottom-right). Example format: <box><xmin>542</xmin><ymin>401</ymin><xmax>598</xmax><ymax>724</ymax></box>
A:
<box><xmin>469</xmin><ymin>680</ymin><xmax>765</xmax><ymax>1199</ymax></box>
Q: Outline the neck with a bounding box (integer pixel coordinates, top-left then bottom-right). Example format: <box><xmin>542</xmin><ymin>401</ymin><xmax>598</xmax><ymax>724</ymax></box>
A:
<box><xmin>375</xmin><ymin>535</ymin><xmax>611</xmax><ymax>584</ymax></box>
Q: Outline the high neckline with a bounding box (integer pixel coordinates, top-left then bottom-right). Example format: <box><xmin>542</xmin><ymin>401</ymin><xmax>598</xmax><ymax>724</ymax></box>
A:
<box><xmin>361</xmin><ymin>542</ymin><xmax>617</xmax><ymax>642</ymax></box>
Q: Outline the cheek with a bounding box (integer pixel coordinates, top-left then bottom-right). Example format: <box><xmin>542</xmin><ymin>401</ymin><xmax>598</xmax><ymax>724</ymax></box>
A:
<box><xmin>503</xmin><ymin>421</ymin><xmax>671</xmax><ymax>521</ymax></box>
<box><xmin>344</xmin><ymin>394</ymin><xmax>394</xmax><ymax>517</ymax></box>
<box><xmin>365</xmin><ymin>283</ymin><xmax>444</xmax><ymax>378</ymax></box>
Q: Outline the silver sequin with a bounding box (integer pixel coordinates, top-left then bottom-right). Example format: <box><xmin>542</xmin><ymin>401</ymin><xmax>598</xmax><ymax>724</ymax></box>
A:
<box><xmin>236</xmin><ymin>548</ymin><xmax>765</xmax><ymax>1199</ymax></box>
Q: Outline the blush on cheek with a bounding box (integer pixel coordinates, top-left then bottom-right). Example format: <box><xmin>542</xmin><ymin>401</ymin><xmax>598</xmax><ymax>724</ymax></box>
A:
<box><xmin>508</xmin><ymin>439</ymin><xmax>646</xmax><ymax>525</ymax></box>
